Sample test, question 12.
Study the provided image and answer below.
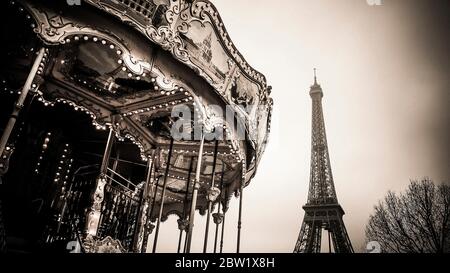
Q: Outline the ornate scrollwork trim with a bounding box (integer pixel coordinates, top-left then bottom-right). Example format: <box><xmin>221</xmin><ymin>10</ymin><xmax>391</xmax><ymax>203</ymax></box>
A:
<box><xmin>83</xmin><ymin>235</ymin><xmax>126</xmax><ymax>253</ymax></box>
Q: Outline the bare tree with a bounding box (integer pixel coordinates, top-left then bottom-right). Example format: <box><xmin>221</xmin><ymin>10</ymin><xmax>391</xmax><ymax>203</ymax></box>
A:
<box><xmin>365</xmin><ymin>178</ymin><xmax>450</xmax><ymax>253</ymax></box>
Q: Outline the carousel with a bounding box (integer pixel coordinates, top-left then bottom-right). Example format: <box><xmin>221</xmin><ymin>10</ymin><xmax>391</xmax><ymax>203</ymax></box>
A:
<box><xmin>0</xmin><ymin>0</ymin><xmax>272</xmax><ymax>253</ymax></box>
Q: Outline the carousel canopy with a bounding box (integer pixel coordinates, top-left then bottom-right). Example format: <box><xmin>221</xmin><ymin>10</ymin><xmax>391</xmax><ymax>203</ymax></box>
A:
<box><xmin>2</xmin><ymin>0</ymin><xmax>272</xmax><ymax>220</ymax></box>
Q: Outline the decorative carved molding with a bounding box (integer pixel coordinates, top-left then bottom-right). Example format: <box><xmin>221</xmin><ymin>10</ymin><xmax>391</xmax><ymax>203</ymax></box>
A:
<box><xmin>82</xmin><ymin>0</ymin><xmax>272</xmax><ymax>130</ymax></box>
<box><xmin>83</xmin><ymin>235</ymin><xmax>126</xmax><ymax>253</ymax></box>
<box><xmin>84</xmin><ymin>0</ymin><xmax>189</xmax><ymax>62</ymax></box>
<box><xmin>186</xmin><ymin>0</ymin><xmax>268</xmax><ymax>89</ymax></box>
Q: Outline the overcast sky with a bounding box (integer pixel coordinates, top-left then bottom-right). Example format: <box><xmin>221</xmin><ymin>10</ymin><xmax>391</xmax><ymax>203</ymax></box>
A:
<box><xmin>150</xmin><ymin>0</ymin><xmax>450</xmax><ymax>253</ymax></box>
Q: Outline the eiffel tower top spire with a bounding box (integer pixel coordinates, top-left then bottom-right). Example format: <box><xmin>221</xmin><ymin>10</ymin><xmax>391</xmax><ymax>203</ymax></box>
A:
<box><xmin>314</xmin><ymin>68</ymin><xmax>317</xmax><ymax>84</ymax></box>
<box><xmin>310</xmin><ymin>68</ymin><xmax>323</xmax><ymax>98</ymax></box>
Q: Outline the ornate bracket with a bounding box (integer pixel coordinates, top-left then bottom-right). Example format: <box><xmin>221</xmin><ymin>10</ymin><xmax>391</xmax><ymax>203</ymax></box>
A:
<box><xmin>212</xmin><ymin>212</ymin><xmax>224</xmax><ymax>225</ymax></box>
<box><xmin>147</xmin><ymin>223</ymin><xmax>156</xmax><ymax>235</ymax></box>
<box><xmin>206</xmin><ymin>186</ymin><xmax>221</xmax><ymax>202</ymax></box>
<box><xmin>177</xmin><ymin>218</ymin><xmax>189</xmax><ymax>232</ymax></box>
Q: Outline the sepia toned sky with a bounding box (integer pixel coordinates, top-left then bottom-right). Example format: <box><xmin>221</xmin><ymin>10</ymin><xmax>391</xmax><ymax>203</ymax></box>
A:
<box><xmin>151</xmin><ymin>0</ymin><xmax>450</xmax><ymax>252</ymax></box>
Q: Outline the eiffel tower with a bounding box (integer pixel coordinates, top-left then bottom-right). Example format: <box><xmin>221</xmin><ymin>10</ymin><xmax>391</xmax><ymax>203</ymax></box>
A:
<box><xmin>294</xmin><ymin>70</ymin><xmax>353</xmax><ymax>253</ymax></box>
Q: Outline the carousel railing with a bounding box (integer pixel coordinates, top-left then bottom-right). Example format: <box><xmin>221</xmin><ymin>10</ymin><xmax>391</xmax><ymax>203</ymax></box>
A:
<box><xmin>43</xmin><ymin>165</ymin><xmax>143</xmax><ymax>251</ymax></box>
<box><xmin>43</xmin><ymin>164</ymin><xmax>98</xmax><ymax>246</ymax></box>
<box><xmin>96</xmin><ymin>168</ymin><xmax>142</xmax><ymax>250</ymax></box>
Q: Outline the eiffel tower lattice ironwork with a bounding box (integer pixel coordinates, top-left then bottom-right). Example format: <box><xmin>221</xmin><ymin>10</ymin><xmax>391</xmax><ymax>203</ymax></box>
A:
<box><xmin>294</xmin><ymin>70</ymin><xmax>353</xmax><ymax>253</ymax></box>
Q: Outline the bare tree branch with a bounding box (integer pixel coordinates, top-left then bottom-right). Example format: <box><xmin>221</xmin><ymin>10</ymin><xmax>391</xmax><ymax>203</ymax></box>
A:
<box><xmin>365</xmin><ymin>178</ymin><xmax>450</xmax><ymax>253</ymax></box>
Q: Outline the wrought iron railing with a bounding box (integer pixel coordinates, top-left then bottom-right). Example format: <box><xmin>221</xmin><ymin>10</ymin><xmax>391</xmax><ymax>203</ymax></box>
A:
<box><xmin>42</xmin><ymin>165</ymin><xmax>143</xmax><ymax>251</ymax></box>
<box><xmin>42</xmin><ymin>165</ymin><xmax>98</xmax><ymax>246</ymax></box>
<box><xmin>97</xmin><ymin>182</ymin><xmax>142</xmax><ymax>250</ymax></box>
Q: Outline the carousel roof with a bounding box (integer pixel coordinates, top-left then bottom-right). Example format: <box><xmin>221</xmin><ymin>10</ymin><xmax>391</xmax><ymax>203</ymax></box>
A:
<box><xmin>9</xmin><ymin>0</ymin><xmax>273</xmax><ymax>218</ymax></box>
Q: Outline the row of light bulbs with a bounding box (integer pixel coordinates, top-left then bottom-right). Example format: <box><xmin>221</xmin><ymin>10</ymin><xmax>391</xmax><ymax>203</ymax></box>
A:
<box><xmin>32</xmin><ymin>93</ymin><xmax>246</xmax><ymax>165</ymax></box>
<box><xmin>53</xmin><ymin>144</ymin><xmax>73</xmax><ymax>198</ymax></box>
<box><xmin>122</xmin><ymin>95</ymin><xmax>193</xmax><ymax>117</ymax></box>
<box><xmin>35</xmin><ymin>132</ymin><xmax>52</xmax><ymax>174</ymax></box>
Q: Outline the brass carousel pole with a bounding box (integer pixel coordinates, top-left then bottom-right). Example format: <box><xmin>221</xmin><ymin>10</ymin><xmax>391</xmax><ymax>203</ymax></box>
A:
<box><xmin>236</xmin><ymin>166</ymin><xmax>246</xmax><ymax>253</ymax></box>
<box><xmin>213</xmin><ymin>164</ymin><xmax>225</xmax><ymax>253</ymax></box>
<box><xmin>185</xmin><ymin>131</ymin><xmax>205</xmax><ymax>253</ymax></box>
<box><xmin>177</xmin><ymin>157</ymin><xmax>193</xmax><ymax>253</ymax></box>
<box><xmin>132</xmin><ymin>150</ymin><xmax>155</xmax><ymax>252</ymax></box>
<box><xmin>109</xmin><ymin>149</ymin><xmax>120</xmax><ymax>184</ymax></box>
<box><xmin>220</xmin><ymin>210</ymin><xmax>226</xmax><ymax>253</ymax></box>
<box><xmin>203</xmin><ymin>140</ymin><xmax>219</xmax><ymax>253</ymax></box>
<box><xmin>152</xmin><ymin>138</ymin><xmax>174</xmax><ymax>253</ymax></box>
<box><xmin>0</xmin><ymin>48</ymin><xmax>46</xmax><ymax>158</ymax></box>
<box><xmin>99</xmin><ymin>129</ymin><xmax>115</xmax><ymax>175</ymax></box>
<box><xmin>85</xmin><ymin>127</ymin><xmax>115</xmax><ymax>237</ymax></box>
<box><xmin>183</xmin><ymin>164</ymin><xmax>196</xmax><ymax>253</ymax></box>
<box><xmin>328</xmin><ymin>230</ymin><xmax>332</xmax><ymax>253</ymax></box>
<box><xmin>141</xmin><ymin>172</ymin><xmax>160</xmax><ymax>252</ymax></box>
